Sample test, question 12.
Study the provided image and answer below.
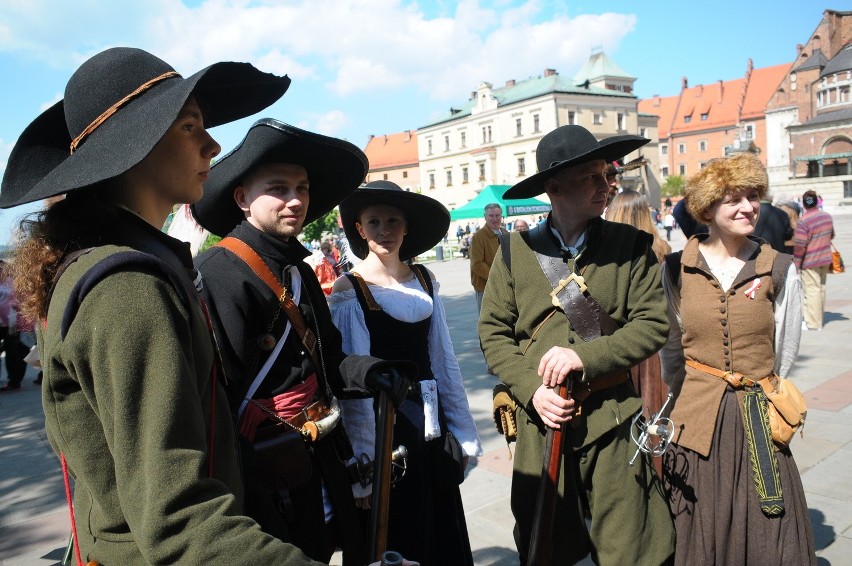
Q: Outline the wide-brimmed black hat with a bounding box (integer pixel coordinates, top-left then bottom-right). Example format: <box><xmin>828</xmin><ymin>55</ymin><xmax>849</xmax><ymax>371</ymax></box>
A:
<box><xmin>0</xmin><ymin>47</ymin><xmax>291</xmax><ymax>209</ymax></box>
<box><xmin>339</xmin><ymin>180</ymin><xmax>450</xmax><ymax>261</ymax></box>
<box><xmin>192</xmin><ymin>119</ymin><xmax>368</xmax><ymax>237</ymax></box>
<box><xmin>503</xmin><ymin>125</ymin><xmax>648</xmax><ymax>199</ymax></box>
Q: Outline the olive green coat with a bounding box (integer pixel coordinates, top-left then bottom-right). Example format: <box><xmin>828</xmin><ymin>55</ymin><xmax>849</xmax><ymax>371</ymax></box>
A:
<box><xmin>40</xmin><ymin>239</ymin><xmax>322</xmax><ymax>564</ymax></box>
<box><xmin>479</xmin><ymin>218</ymin><xmax>674</xmax><ymax>564</ymax></box>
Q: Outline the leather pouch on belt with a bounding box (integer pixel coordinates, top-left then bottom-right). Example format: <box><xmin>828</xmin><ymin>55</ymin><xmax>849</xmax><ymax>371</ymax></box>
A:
<box><xmin>253</xmin><ymin>428</ymin><xmax>313</xmax><ymax>491</ymax></box>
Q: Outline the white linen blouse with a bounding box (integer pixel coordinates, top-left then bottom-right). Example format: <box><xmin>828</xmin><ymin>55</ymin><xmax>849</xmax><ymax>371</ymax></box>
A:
<box><xmin>329</xmin><ymin>275</ymin><xmax>483</xmax><ymax>497</ymax></box>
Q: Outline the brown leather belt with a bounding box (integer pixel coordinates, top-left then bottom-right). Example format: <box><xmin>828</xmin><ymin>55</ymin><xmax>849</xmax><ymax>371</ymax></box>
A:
<box><xmin>253</xmin><ymin>398</ymin><xmax>332</xmax><ymax>443</ymax></box>
<box><xmin>685</xmin><ymin>359</ymin><xmax>771</xmax><ymax>389</ymax></box>
<box><xmin>571</xmin><ymin>370</ymin><xmax>630</xmax><ymax>403</ymax></box>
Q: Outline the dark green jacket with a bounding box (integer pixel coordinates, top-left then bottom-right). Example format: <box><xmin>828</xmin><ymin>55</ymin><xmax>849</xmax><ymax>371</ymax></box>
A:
<box><xmin>478</xmin><ymin>218</ymin><xmax>670</xmax><ymax>563</ymax></box>
<box><xmin>39</xmin><ymin>211</ymin><xmax>322</xmax><ymax>565</ymax></box>
<box><xmin>480</xmin><ymin>218</ymin><xmax>668</xmax><ymax>447</ymax></box>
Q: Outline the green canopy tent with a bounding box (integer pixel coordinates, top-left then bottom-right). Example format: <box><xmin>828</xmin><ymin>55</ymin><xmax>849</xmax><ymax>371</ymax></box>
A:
<box><xmin>449</xmin><ymin>184</ymin><xmax>551</xmax><ymax>220</ymax></box>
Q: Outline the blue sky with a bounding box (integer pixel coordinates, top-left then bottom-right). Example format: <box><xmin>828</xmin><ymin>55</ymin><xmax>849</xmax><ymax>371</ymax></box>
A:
<box><xmin>0</xmin><ymin>0</ymin><xmax>831</xmax><ymax>244</ymax></box>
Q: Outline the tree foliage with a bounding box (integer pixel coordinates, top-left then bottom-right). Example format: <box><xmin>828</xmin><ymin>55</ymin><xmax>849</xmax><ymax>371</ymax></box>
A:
<box><xmin>302</xmin><ymin>209</ymin><xmax>340</xmax><ymax>243</ymax></box>
<box><xmin>661</xmin><ymin>175</ymin><xmax>685</xmax><ymax>197</ymax></box>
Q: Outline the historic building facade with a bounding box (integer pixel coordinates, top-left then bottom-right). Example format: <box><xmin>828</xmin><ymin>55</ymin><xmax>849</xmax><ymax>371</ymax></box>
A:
<box><xmin>638</xmin><ymin>62</ymin><xmax>787</xmax><ymax>185</ymax></box>
<box><xmin>363</xmin><ymin>130</ymin><xmax>420</xmax><ymax>190</ymax></box>
<box><xmin>416</xmin><ymin>51</ymin><xmax>660</xmax><ymax>212</ymax></box>
<box><xmin>765</xmin><ymin>9</ymin><xmax>852</xmax><ymax>205</ymax></box>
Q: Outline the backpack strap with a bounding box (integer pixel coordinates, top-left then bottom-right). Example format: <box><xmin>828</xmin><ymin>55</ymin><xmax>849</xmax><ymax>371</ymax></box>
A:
<box><xmin>411</xmin><ymin>263</ymin><xmax>433</xmax><ymax>298</ymax></box>
<box><xmin>59</xmin><ymin>250</ymin><xmax>194</xmax><ymax>340</ymax></box>
<box><xmin>499</xmin><ymin>232</ymin><xmax>512</xmax><ymax>273</ymax></box>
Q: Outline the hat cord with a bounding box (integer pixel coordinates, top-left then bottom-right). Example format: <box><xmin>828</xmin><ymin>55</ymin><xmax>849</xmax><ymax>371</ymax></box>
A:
<box><xmin>69</xmin><ymin>71</ymin><xmax>180</xmax><ymax>154</ymax></box>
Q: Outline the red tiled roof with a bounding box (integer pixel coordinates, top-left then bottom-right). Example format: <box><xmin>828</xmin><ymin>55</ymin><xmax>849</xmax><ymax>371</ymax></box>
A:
<box><xmin>364</xmin><ymin>130</ymin><xmax>418</xmax><ymax>170</ymax></box>
<box><xmin>638</xmin><ymin>95</ymin><xmax>679</xmax><ymax>139</ymax></box>
<box><xmin>638</xmin><ymin>62</ymin><xmax>790</xmax><ymax>138</ymax></box>
<box><xmin>741</xmin><ymin>63</ymin><xmax>790</xmax><ymax>119</ymax></box>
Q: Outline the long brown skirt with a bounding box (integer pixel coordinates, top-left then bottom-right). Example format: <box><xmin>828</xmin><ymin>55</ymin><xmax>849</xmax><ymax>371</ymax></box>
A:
<box><xmin>663</xmin><ymin>389</ymin><xmax>816</xmax><ymax>565</ymax></box>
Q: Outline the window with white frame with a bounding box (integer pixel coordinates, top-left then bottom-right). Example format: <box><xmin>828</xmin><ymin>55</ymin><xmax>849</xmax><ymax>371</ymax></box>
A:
<box><xmin>515</xmin><ymin>118</ymin><xmax>522</xmax><ymax>137</ymax></box>
<box><xmin>617</xmin><ymin>113</ymin><xmax>626</xmax><ymax>130</ymax></box>
<box><xmin>593</xmin><ymin>113</ymin><xmax>602</xmax><ymax>125</ymax></box>
<box><xmin>446</xmin><ymin>170</ymin><xmax>452</xmax><ymax>186</ymax></box>
<box><xmin>462</xmin><ymin>166</ymin><xmax>469</xmax><ymax>184</ymax></box>
<box><xmin>661</xmin><ymin>166</ymin><xmax>669</xmax><ymax>177</ymax></box>
<box><xmin>678</xmin><ymin>143</ymin><xmax>686</xmax><ymax>154</ymax></box>
<box><xmin>428</xmin><ymin>172</ymin><xmax>435</xmax><ymax>188</ymax></box>
<box><xmin>517</xmin><ymin>157</ymin><xmax>526</xmax><ymax>176</ymax></box>
<box><xmin>533</xmin><ymin>114</ymin><xmax>540</xmax><ymax>132</ymax></box>
<box><xmin>678</xmin><ymin>164</ymin><xmax>686</xmax><ymax>175</ymax></box>
<box><xmin>427</xmin><ymin>139</ymin><xmax>432</xmax><ymax>155</ymax></box>
<box><xmin>460</xmin><ymin>131</ymin><xmax>466</xmax><ymax>148</ymax></box>
<box><xmin>661</xmin><ymin>144</ymin><xmax>668</xmax><ymax>155</ymax></box>
<box><xmin>568</xmin><ymin>111</ymin><xmax>576</xmax><ymax>125</ymax></box>
<box><xmin>699</xmin><ymin>140</ymin><xmax>707</xmax><ymax>152</ymax></box>
<box><xmin>478</xmin><ymin>161</ymin><xmax>486</xmax><ymax>181</ymax></box>
<box><xmin>444</xmin><ymin>135</ymin><xmax>450</xmax><ymax>152</ymax></box>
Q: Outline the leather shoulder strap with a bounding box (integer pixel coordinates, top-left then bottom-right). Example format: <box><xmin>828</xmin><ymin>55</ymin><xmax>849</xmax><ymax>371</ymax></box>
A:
<box><xmin>411</xmin><ymin>264</ymin><xmax>433</xmax><ymax>298</ymax></box>
<box><xmin>216</xmin><ymin>237</ymin><xmax>284</xmax><ymax>296</ymax></box>
<box><xmin>58</xmin><ymin>249</ymin><xmax>194</xmax><ymax>340</ymax></box>
<box><xmin>346</xmin><ymin>272</ymin><xmax>382</xmax><ymax>311</ymax></box>
<box><xmin>215</xmin><ymin>237</ymin><xmax>317</xmax><ymax>363</ymax></box>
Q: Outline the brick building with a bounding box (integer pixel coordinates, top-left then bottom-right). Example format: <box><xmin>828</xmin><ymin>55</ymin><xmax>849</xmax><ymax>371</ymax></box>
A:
<box><xmin>363</xmin><ymin>130</ymin><xmax>420</xmax><ymax>190</ymax></box>
<box><xmin>638</xmin><ymin>62</ymin><xmax>787</xmax><ymax>184</ymax></box>
<box><xmin>765</xmin><ymin>9</ymin><xmax>852</xmax><ymax>205</ymax></box>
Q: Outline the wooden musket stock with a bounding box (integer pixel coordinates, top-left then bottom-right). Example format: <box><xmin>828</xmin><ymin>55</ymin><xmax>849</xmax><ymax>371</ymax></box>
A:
<box><xmin>369</xmin><ymin>388</ymin><xmax>395</xmax><ymax>561</ymax></box>
<box><xmin>528</xmin><ymin>382</ymin><xmax>569</xmax><ymax>566</ymax></box>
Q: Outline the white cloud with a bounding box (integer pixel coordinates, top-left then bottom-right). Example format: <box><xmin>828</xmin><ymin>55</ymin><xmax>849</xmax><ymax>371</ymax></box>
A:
<box><xmin>0</xmin><ymin>0</ymin><xmax>637</xmax><ymax>106</ymax></box>
<box><xmin>40</xmin><ymin>92</ymin><xmax>62</xmax><ymax>112</ymax></box>
<box><xmin>0</xmin><ymin>138</ymin><xmax>15</xmax><ymax>175</ymax></box>
<box><xmin>313</xmin><ymin>110</ymin><xmax>349</xmax><ymax>137</ymax></box>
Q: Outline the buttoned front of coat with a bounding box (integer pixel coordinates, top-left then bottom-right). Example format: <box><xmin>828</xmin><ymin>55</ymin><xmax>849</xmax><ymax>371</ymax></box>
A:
<box><xmin>668</xmin><ymin>237</ymin><xmax>779</xmax><ymax>456</ymax></box>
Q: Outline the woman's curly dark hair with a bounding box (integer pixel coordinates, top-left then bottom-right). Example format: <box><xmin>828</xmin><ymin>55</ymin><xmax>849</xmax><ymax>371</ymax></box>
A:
<box><xmin>10</xmin><ymin>186</ymin><xmax>120</xmax><ymax>322</ymax></box>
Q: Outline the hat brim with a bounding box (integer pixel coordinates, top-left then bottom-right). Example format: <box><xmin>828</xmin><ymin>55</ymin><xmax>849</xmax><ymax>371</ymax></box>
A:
<box><xmin>1</xmin><ymin>63</ymin><xmax>290</xmax><ymax>209</ymax></box>
<box><xmin>192</xmin><ymin>119</ymin><xmax>368</xmax><ymax>237</ymax></box>
<box><xmin>339</xmin><ymin>188</ymin><xmax>450</xmax><ymax>262</ymax></box>
<box><xmin>503</xmin><ymin>135</ymin><xmax>648</xmax><ymax>199</ymax></box>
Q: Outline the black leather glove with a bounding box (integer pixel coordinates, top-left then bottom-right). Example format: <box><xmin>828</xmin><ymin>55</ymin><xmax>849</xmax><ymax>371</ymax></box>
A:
<box><xmin>365</xmin><ymin>367</ymin><xmax>412</xmax><ymax>410</ymax></box>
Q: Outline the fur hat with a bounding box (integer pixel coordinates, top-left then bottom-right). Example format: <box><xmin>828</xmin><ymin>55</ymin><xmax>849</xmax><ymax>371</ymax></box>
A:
<box><xmin>684</xmin><ymin>152</ymin><xmax>768</xmax><ymax>223</ymax></box>
<box><xmin>339</xmin><ymin>180</ymin><xmax>450</xmax><ymax>261</ymax></box>
<box><xmin>0</xmin><ymin>47</ymin><xmax>291</xmax><ymax>208</ymax></box>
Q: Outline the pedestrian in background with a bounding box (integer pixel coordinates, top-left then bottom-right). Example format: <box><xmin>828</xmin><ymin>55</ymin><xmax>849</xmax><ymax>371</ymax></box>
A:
<box><xmin>753</xmin><ymin>197</ymin><xmax>794</xmax><ymax>253</ymax></box>
<box><xmin>469</xmin><ymin>203</ymin><xmax>507</xmax><ymax>312</ymax></box>
<box><xmin>0</xmin><ymin>260</ymin><xmax>28</xmax><ymax>392</ymax></box>
<box><xmin>794</xmin><ymin>189</ymin><xmax>835</xmax><ymax>331</ymax></box>
<box><xmin>662</xmin><ymin>208</ymin><xmax>676</xmax><ymax>241</ymax></box>
<box><xmin>512</xmin><ymin>219</ymin><xmax>529</xmax><ymax>231</ymax></box>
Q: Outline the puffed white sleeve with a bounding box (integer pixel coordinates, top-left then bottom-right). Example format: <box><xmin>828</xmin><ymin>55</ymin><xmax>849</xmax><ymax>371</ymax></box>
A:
<box><xmin>328</xmin><ymin>289</ymin><xmax>376</xmax><ymax>498</ymax></box>
<box><xmin>428</xmin><ymin>279</ymin><xmax>483</xmax><ymax>457</ymax></box>
<box><xmin>774</xmin><ymin>263</ymin><xmax>802</xmax><ymax>378</ymax></box>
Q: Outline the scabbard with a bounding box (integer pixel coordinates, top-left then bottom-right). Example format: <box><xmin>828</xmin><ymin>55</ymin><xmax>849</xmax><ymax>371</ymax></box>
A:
<box><xmin>528</xmin><ymin>382</ymin><xmax>568</xmax><ymax>566</ymax></box>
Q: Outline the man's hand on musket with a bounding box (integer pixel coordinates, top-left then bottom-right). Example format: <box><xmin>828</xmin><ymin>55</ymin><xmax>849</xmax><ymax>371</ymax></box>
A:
<box><xmin>532</xmin><ymin>385</ymin><xmax>576</xmax><ymax>429</ymax></box>
<box><xmin>538</xmin><ymin>346</ymin><xmax>584</xmax><ymax>387</ymax></box>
